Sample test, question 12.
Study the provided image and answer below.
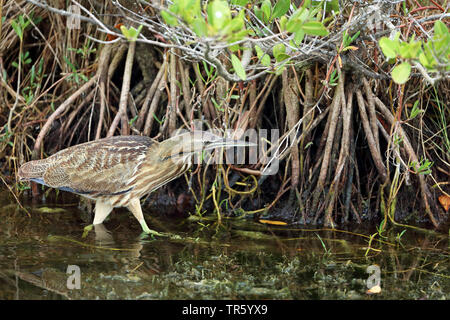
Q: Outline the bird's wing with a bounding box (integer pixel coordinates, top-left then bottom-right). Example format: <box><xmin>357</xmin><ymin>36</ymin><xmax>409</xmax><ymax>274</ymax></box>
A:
<box><xmin>41</xmin><ymin>136</ymin><xmax>154</xmax><ymax>196</ymax></box>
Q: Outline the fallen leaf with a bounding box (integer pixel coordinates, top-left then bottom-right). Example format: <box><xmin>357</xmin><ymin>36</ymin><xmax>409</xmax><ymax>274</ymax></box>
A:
<box><xmin>106</xmin><ymin>34</ymin><xmax>117</xmax><ymax>42</ymax></box>
<box><xmin>34</xmin><ymin>207</ymin><xmax>66</xmax><ymax>214</ymax></box>
<box><xmin>259</xmin><ymin>219</ymin><xmax>288</xmax><ymax>226</ymax></box>
<box><xmin>106</xmin><ymin>23</ymin><xmax>123</xmax><ymax>41</ymax></box>
<box><xmin>366</xmin><ymin>285</ymin><xmax>382</xmax><ymax>294</ymax></box>
<box><xmin>438</xmin><ymin>195</ymin><xmax>450</xmax><ymax>211</ymax></box>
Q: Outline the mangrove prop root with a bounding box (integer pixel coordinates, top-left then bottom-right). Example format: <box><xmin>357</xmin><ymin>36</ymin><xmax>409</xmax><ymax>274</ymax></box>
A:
<box><xmin>374</xmin><ymin>97</ymin><xmax>440</xmax><ymax>228</ymax></box>
<box><xmin>107</xmin><ymin>40</ymin><xmax>135</xmax><ymax>137</ymax></box>
<box><xmin>317</xmin><ymin>70</ymin><xmax>344</xmax><ymax>190</ymax></box>
<box><xmin>95</xmin><ymin>45</ymin><xmax>112</xmax><ymax>140</ymax></box>
<box><xmin>355</xmin><ymin>89</ymin><xmax>388</xmax><ymax>184</ymax></box>
<box><xmin>282</xmin><ymin>70</ymin><xmax>300</xmax><ymax>189</ymax></box>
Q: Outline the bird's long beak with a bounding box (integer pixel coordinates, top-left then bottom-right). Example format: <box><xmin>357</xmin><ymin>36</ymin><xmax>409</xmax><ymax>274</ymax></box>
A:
<box><xmin>204</xmin><ymin>138</ymin><xmax>256</xmax><ymax>151</ymax></box>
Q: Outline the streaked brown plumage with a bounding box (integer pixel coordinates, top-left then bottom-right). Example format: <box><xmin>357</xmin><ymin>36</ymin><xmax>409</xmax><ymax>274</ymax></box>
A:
<box><xmin>18</xmin><ymin>131</ymin><xmax>251</xmax><ymax>235</ymax></box>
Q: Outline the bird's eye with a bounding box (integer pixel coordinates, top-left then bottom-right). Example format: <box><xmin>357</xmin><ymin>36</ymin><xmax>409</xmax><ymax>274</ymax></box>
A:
<box><xmin>162</xmin><ymin>152</ymin><xmax>185</xmax><ymax>161</ymax></box>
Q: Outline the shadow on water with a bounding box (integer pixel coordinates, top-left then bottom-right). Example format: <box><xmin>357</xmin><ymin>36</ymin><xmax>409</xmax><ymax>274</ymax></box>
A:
<box><xmin>0</xmin><ymin>189</ymin><xmax>448</xmax><ymax>299</ymax></box>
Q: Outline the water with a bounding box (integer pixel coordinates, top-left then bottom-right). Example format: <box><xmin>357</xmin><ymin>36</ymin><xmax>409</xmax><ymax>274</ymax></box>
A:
<box><xmin>0</xmin><ymin>189</ymin><xmax>448</xmax><ymax>299</ymax></box>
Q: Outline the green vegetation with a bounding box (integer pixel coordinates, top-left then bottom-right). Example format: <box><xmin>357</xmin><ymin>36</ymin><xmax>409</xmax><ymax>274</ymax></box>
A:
<box><xmin>379</xmin><ymin>21</ymin><xmax>449</xmax><ymax>84</ymax></box>
<box><xmin>0</xmin><ymin>0</ymin><xmax>448</xmax><ymax>231</ymax></box>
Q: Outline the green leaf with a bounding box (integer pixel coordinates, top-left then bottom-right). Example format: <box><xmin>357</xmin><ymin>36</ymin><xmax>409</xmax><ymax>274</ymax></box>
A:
<box><xmin>30</xmin><ymin>65</ymin><xmax>36</xmax><ymax>83</ymax></box>
<box><xmin>379</xmin><ymin>37</ymin><xmax>397</xmax><ymax>59</ymax></box>
<box><xmin>273</xmin><ymin>43</ymin><xmax>286</xmax><ymax>59</ymax></box>
<box><xmin>161</xmin><ymin>10</ymin><xmax>179</xmax><ymax>26</ymax></box>
<box><xmin>255</xmin><ymin>45</ymin><xmax>271</xmax><ymax>67</ymax></box>
<box><xmin>260</xmin><ymin>0</ymin><xmax>271</xmax><ymax>23</ymax></box>
<box><xmin>329</xmin><ymin>69</ymin><xmax>339</xmax><ymax>86</ymax></box>
<box><xmin>192</xmin><ymin>18</ymin><xmax>207</xmax><ymax>36</ymax></box>
<box><xmin>254</xmin><ymin>6</ymin><xmax>263</xmax><ymax>23</ymax></box>
<box><xmin>432</xmin><ymin>34</ymin><xmax>449</xmax><ymax>56</ymax></box>
<box><xmin>255</xmin><ymin>45</ymin><xmax>264</xmax><ymax>58</ymax></box>
<box><xmin>228</xmin><ymin>44</ymin><xmax>240</xmax><ymax>52</ymax></box>
<box><xmin>434</xmin><ymin>20</ymin><xmax>448</xmax><ymax>37</ymax></box>
<box><xmin>125</xmin><ymin>25</ymin><xmax>142</xmax><ymax>41</ymax></box>
<box><xmin>178</xmin><ymin>0</ymin><xmax>201</xmax><ymax>24</ymax></box>
<box><xmin>275</xmin><ymin>61</ymin><xmax>287</xmax><ymax>75</ymax></box>
<box><xmin>228</xmin><ymin>29</ymin><xmax>251</xmax><ymax>44</ymax></box>
<box><xmin>391</xmin><ymin>62</ymin><xmax>411</xmax><ymax>84</ymax></box>
<box><xmin>294</xmin><ymin>29</ymin><xmax>305</xmax><ymax>45</ymax></box>
<box><xmin>79</xmin><ymin>74</ymin><xmax>88</xmax><ymax>82</ymax></box>
<box><xmin>350</xmin><ymin>30</ymin><xmax>360</xmax><ymax>43</ymax></box>
<box><xmin>399</xmin><ymin>40</ymin><xmax>421</xmax><ymax>59</ymax></box>
<box><xmin>409</xmin><ymin>99</ymin><xmax>422</xmax><ymax>119</ymax></box>
<box><xmin>261</xmin><ymin>54</ymin><xmax>271</xmax><ymax>67</ymax></box>
<box><xmin>211</xmin><ymin>97</ymin><xmax>224</xmax><ymax>111</ymax></box>
<box><xmin>11</xmin><ymin>20</ymin><xmax>23</xmax><ymax>41</ymax></box>
<box><xmin>38</xmin><ymin>57</ymin><xmax>44</xmax><ymax>75</ymax></box>
<box><xmin>208</xmin><ymin>0</ymin><xmax>231</xmax><ymax>31</ymax></box>
<box><xmin>120</xmin><ymin>25</ymin><xmax>142</xmax><ymax>41</ymax></box>
<box><xmin>418</xmin><ymin>51</ymin><xmax>435</xmax><ymax>70</ymax></box>
<box><xmin>153</xmin><ymin>113</ymin><xmax>165</xmax><ymax>125</ymax></box>
<box><xmin>313</xmin><ymin>0</ymin><xmax>339</xmax><ymax>12</ymax></box>
<box><xmin>290</xmin><ymin>7</ymin><xmax>309</xmax><ymax>22</ymax></box>
<box><xmin>120</xmin><ymin>25</ymin><xmax>129</xmax><ymax>39</ymax></box>
<box><xmin>286</xmin><ymin>7</ymin><xmax>308</xmax><ymax>32</ymax></box>
<box><xmin>301</xmin><ymin>21</ymin><xmax>329</xmax><ymax>36</ymax></box>
<box><xmin>222</xmin><ymin>10</ymin><xmax>245</xmax><ymax>36</ymax></box>
<box><xmin>63</xmin><ymin>56</ymin><xmax>76</xmax><ymax>72</ymax></box>
<box><xmin>273</xmin><ymin>43</ymin><xmax>290</xmax><ymax>62</ymax></box>
<box><xmin>286</xmin><ymin>20</ymin><xmax>302</xmax><ymax>33</ymax></box>
<box><xmin>231</xmin><ymin>0</ymin><xmax>248</xmax><ymax>6</ymax></box>
<box><xmin>273</xmin><ymin>0</ymin><xmax>290</xmax><ymax>19</ymax></box>
<box><xmin>231</xmin><ymin>54</ymin><xmax>246</xmax><ymax>80</ymax></box>
<box><xmin>327</xmin><ymin>0</ymin><xmax>340</xmax><ymax>12</ymax></box>
<box><xmin>129</xmin><ymin>115</ymin><xmax>138</xmax><ymax>126</ymax></box>
<box><xmin>276</xmin><ymin>53</ymin><xmax>290</xmax><ymax>62</ymax></box>
<box><xmin>280</xmin><ymin>15</ymin><xmax>288</xmax><ymax>31</ymax></box>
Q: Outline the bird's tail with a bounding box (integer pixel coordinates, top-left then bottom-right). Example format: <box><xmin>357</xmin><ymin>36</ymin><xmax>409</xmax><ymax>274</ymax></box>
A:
<box><xmin>18</xmin><ymin>160</ymin><xmax>49</xmax><ymax>181</ymax></box>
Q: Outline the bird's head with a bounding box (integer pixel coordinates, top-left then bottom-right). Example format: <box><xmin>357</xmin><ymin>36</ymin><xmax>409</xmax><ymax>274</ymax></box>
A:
<box><xmin>158</xmin><ymin>131</ymin><xmax>255</xmax><ymax>164</ymax></box>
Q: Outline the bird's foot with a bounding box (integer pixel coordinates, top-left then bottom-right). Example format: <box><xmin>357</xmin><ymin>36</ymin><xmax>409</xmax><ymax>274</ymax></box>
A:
<box><xmin>140</xmin><ymin>221</ymin><xmax>181</xmax><ymax>239</ymax></box>
<box><xmin>82</xmin><ymin>224</ymin><xmax>94</xmax><ymax>238</ymax></box>
<box><xmin>140</xmin><ymin>221</ymin><xmax>166</xmax><ymax>237</ymax></box>
<box><xmin>139</xmin><ymin>230</ymin><xmax>181</xmax><ymax>240</ymax></box>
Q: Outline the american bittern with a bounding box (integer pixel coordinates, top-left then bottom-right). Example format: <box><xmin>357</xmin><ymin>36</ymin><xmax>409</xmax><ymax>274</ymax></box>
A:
<box><xmin>18</xmin><ymin>131</ymin><xmax>251</xmax><ymax>235</ymax></box>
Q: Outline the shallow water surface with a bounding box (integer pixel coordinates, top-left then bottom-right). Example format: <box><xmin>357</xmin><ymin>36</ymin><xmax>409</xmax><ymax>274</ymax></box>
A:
<box><xmin>0</xmin><ymin>189</ymin><xmax>448</xmax><ymax>299</ymax></box>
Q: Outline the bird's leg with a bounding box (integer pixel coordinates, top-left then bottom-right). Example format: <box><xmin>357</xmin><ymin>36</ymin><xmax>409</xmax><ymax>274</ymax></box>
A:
<box><xmin>93</xmin><ymin>200</ymin><xmax>113</xmax><ymax>225</ymax></box>
<box><xmin>127</xmin><ymin>198</ymin><xmax>165</xmax><ymax>236</ymax></box>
